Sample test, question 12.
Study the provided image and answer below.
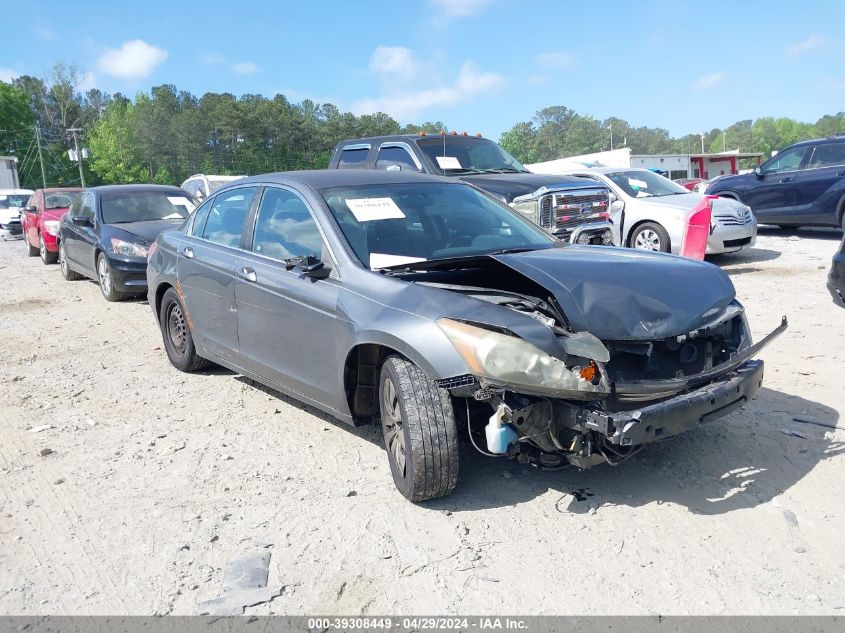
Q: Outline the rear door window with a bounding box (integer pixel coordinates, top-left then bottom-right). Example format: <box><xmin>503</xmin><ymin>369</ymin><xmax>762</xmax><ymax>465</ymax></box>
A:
<box><xmin>376</xmin><ymin>146</ymin><xmax>418</xmax><ymax>171</ymax></box>
<box><xmin>201</xmin><ymin>187</ymin><xmax>258</xmax><ymax>247</ymax></box>
<box><xmin>337</xmin><ymin>147</ymin><xmax>370</xmax><ymax>169</ymax></box>
<box><xmin>807</xmin><ymin>142</ymin><xmax>845</xmax><ymax>169</ymax></box>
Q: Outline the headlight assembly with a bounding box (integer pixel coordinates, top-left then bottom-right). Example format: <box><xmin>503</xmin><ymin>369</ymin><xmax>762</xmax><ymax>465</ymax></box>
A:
<box><xmin>509</xmin><ymin>200</ymin><xmax>537</xmax><ymax>221</ymax></box>
<box><xmin>437</xmin><ymin>318</ymin><xmax>609</xmax><ymax>398</ymax></box>
<box><xmin>111</xmin><ymin>238</ymin><xmax>148</xmax><ymax>258</ymax></box>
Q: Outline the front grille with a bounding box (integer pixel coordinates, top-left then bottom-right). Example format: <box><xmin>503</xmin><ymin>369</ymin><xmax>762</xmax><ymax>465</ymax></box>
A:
<box><xmin>714</xmin><ymin>210</ymin><xmax>753</xmax><ymax>226</ymax></box>
<box><xmin>538</xmin><ymin>189</ymin><xmax>610</xmax><ymax>231</ymax></box>
<box><xmin>724</xmin><ymin>237</ymin><xmax>752</xmax><ymax>248</ymax></box>
<box><xmin>436</xmin><ymin>374</ymin><xmax>475</xmax><ymax>389</ymax></box>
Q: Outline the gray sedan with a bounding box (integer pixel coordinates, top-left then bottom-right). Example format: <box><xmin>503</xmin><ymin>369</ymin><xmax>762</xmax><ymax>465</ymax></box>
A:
<box><xmin>147</xmin><ymin>171</ymin><xmax>785</xmax><ymax>502</ymax></box>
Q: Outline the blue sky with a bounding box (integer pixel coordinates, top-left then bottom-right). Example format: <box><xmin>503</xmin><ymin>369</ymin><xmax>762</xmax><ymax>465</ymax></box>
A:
<box><xmin>1</xmin><ymin>0</ymin><xmax>843</xmax><ymax>139</ymax></box>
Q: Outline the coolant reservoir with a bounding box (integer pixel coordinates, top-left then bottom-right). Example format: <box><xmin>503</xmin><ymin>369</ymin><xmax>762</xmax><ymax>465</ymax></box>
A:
<box><xmin>485</xmin><ymin>403</ymin><xmax>518</xmax><ymax>454</ymax></box>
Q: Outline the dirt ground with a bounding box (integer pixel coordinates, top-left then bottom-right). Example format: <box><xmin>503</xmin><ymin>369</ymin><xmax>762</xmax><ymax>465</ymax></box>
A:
<box><xmin>1</xmin><ymin>227</ymin><xmax>843</xmax><ymax>616</ymax></box>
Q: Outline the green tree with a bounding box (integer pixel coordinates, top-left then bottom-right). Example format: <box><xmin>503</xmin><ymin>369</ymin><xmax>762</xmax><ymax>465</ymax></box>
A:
<box><xmin>87</xmin><ymin>100</ymin><xmax>147</xmax><ymax>183</ymax></box>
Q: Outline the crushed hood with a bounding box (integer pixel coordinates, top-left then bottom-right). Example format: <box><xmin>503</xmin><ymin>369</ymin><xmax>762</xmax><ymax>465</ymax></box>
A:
<box><xmin>458</xmin><ymin>173</ymin><xmax>601</xmax><ymax>203</ymax></box>
<box><xmin>493</xmin><ymin>246</ymin><xmax>736</xmax><ymax>341</ymax></box>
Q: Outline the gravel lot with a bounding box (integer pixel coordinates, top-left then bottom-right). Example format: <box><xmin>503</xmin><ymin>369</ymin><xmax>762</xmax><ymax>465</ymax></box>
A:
<box><xmin>1</xmin><ymin>227</ymin><xmax>843</xmax><ymax>615</ymax></box>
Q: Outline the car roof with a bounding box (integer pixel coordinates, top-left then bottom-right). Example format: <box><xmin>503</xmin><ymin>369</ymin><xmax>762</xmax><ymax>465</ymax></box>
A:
<box><xmin>0</xmin><ymin>189</ymin><xmax>34</xmax><ymax>195</ymax></box>
<box><xmin>40</xmin><ymin>187</ymin><xmax>83</xmax><ymax>193</ymax></box>
<box><xmin>335</xmin><ymin>134</ymin><xmax>489</xmax><ymax>146</ymax></box>
<box><xmin>88</xmin><ymin>184</ymin><xmax>187</xmax><ymax>194</ymax></box>
<box><xmin>232</xmin><ymin>169</ymin><xmax>455</xmax><ymax>190</ymax></box>
<box><xmin>554</xmin><ymin>166</ymin><xmax>648</xmax><ymax>175</ymax></box>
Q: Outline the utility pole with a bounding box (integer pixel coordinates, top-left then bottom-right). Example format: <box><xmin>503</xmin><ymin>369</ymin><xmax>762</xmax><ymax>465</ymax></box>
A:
<box><xmin>609</xmin><ymin>123</ymin><xmax>613</xmax><ymax>151</ymax></box>
<box><xmin>34</xmin><ymin>126</ymin><xmax>47</xmax><ymax>189</ymax></box>
<box><xmin>700</xmin><ymin>133</ymin><xmax>705</xmax><ymax>154</ymax></box>
<box><xmin>67</xmin><ymin>127</ymin><xmax>85</xmax><ymax>187</ymax></box>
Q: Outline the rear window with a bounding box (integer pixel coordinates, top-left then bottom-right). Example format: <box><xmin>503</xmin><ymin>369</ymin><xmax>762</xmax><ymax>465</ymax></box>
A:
<box><xmin>44</xmin><ymin>191</ymin><xmax>80</xmax><ymax>209</ymax></box>
<box><xmin>337</xmin><ymin>147</ymin><xmax>369</xmax><ymax>169</ymax></box>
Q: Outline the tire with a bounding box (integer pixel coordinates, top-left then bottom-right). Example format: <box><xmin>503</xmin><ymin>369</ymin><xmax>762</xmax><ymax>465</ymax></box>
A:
<box><xmin>59</xmin><ymin>242</ymin><xmax>82</xmax><ymax>281</ymax></box>
<box><xmin>159</xmin><ymin>287</ymin><xmax>209</xmax><ymax>372</ymax></box>
<box><xmin>96</xmin><ymin>252</ymin><xmax>126</xmax><ymax>302</ymax></box>
<box><xmin>379</xmin><ymin>355</ymin><xmax>459</xmax><ymax>502</ymax></box>
<box><xmin>26</xmin><ymin>233</ymin><xmax>39</xmax><ymax>257</ymax></box>
<box><xmin>630</xmin><ymin>222</ymin><xmax>671</xmax><ymax>253</ymax></box>
<box><xmin>39</xmin><ymin>232</ymin><xmax>58</xmax><ymax>264</ymax></box>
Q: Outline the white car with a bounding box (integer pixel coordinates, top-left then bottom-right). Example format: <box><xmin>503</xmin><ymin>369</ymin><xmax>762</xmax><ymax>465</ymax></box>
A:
<box><xmin>556</xmin><ymin>168</ymin><xmax>757</xmax><ymax>255</ymax></box>
<box><xmin>0</xmin><ymin>189</ymin><xmax>34</xmax><ymax>240</ymax></box>
<box><xmin>180</xmin><ymin>174</ymin><xmax>245</xmax><ymax>201</ymax></box>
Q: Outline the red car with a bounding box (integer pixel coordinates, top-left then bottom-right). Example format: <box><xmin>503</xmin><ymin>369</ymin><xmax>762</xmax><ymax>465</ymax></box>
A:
<box><xmin>22</xmin><ymin>188</ymin><xmax>83</xmax><ymax>264</ymax></box>
<box><xmin>673</xmin><ymin>178</ymin><xmax>706</xmax><ymax>191</ymax></box>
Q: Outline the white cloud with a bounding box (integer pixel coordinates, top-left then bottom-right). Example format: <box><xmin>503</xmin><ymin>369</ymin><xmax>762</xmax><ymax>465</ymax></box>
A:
<box><xmin>369</xmin><ymin>46</ymin><xmax>417</xmax><ymax>79</ymax></box>
<box><xmin>0</xmin><ymin>67</ymin><xmax>18</xmax><ymax>83</ymax></box>
<box><xmin>692</xmin><ymin>72</ymin><xmax>725</xmax><ymax>91</ymax></box>
<box><xmin>34</xmin><ymin>25</ymin><xmax>55</xmax><ymax>40</ymax></box>
<box><xmin>352</xmin><ymin>61</ymin><xmax>503</xmax><ymax>120</ymax></box>
<box><xmin>200</xmin><ymin>52</ymin><xmax>225</xmax><ymax>65</ymax></box>
<box><xmin>820</xmin><ymin>79</ymin><xmax>845</xmax><ymax>93</ymax></box>
<box><xmin>97</xmin><ymin>39</ymin><xmax>168</xmax><ymax>79</ymax></box>
<box><xmin>430</xmin><ymin>0</ymin><xmax>494</xmax><ymax>18</ymax></box>
<box><xmin>232</xmin><ymin>61</ymin><xmax>259</xmax><ymax>75</ymax></box>
<box><xmin>78</xmin><ymin>71</ymin><xmax>97</xmax><ymax>92</ymax></box>
<box><xmin>536</xmin><ymin>51</ymin><xmax>576</xmax><ymax>70</ymax></box>
<box><xmin>786</xmin><ymin>35</ymin><xmax>821</xmax><ymax>57</ymax></box>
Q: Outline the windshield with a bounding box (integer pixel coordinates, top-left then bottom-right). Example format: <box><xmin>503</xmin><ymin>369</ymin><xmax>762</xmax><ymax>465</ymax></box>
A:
<box><xmin>606</xmin><ymin>171</ymin><xmax>690</xmax><ymax>198</ymax></box>
<box><xmin>0</xmin><ymin>194</ymin><xmax>31</xmax><ymax>209</ymax></box>
<box><xmin>416</xmin><ymin>137</ymin><xmax>529</xmax><ymax>175</ymax></box>
<box><xmin>320</xmin><ymin>182</ymin><xmax>556</xmax><ymax>270</ymax></box>
<box><xmin>101</xmin><ymin>190</ymin><xmax>196</xmax><ymax>224</ymax></box>
<box><xmin>44</xmin><ymin>191</ymin><xmax>80</xmax><ymax>209</ymax></box>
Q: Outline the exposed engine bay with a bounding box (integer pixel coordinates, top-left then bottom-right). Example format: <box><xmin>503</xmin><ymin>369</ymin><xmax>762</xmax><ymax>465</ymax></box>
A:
<box><xmin>414</xmin><ymin>257</ymin><xmax>787</xmax><ymax>470</ymax></box>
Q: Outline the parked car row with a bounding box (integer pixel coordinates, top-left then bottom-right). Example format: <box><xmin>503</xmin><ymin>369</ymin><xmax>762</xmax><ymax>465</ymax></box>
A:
<box><xmin>6</xmin><ymin>160</ymin><xmax>793</xmax><ymax>502</ymax></box>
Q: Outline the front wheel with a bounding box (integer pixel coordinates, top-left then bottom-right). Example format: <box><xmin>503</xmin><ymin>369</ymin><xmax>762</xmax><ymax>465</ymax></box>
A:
<box><xmin>40</xmin><ymin>233</ymin><xmax>58</xmax><ymax>264</ymax></box>
<box><xmin>59</xmin><ymin>242</ymin><xmax>82</xmax><ymax>281</ymax></box>
<box><xmin>159</xmin><ymin>287</ymin><xmax>209</xmax><ymax>372</ymax></box>
<box><xmin>97</xmin><ymin>253</ymin><xmax>126</xmax><ymax>302</ymax></box>
<box><xmin>630</xmin><ymin>222</ymin><xmax>671</xmax><ymax>253</ymax></box>
<box><xmin>379</xmin><ymin>356</ymin><xmax>459</xmax><ymax>502</ymax></box>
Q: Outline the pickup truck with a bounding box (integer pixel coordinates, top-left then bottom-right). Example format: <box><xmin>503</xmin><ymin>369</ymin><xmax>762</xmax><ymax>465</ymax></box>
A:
<box><xmin>328</xmin><ymin>133</ymin><xmax>613</xmax><ymax>244</ymax></box>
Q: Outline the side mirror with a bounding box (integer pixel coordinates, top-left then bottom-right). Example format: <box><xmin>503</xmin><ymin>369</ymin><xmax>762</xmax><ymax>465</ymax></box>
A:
<box><xmin>71</xmin><ymin>216</ymin><xmax>92</xmax><ymax>226</ymax></box>
<box><xmin>753</xmin><ymin>166</ymin><xmax>763</xmax><ymax>178</ymax></box>
<box><xmin>284</xmin><ymin>254</ymin><xmax>330</xmax><ymax>279</ymax></box>
<box><xmin>25</xmin><ymin>205</ymin><xmax>37</xmax><ymax>213</ymax></box>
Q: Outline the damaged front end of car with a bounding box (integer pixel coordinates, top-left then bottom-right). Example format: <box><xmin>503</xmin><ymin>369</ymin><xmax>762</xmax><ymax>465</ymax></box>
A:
<box><xmin>429</xmin><ymin>267</ymin><xmax>787</xmax><ymax>470</ymax></box>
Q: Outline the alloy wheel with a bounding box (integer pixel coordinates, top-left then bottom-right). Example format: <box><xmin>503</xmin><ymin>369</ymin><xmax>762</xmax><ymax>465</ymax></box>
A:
<box><xmin>59</xmin><ymin>243</ymin><xmax>68</xmax><ymax>276</ymax></box>
<box><xmin>634</xmin><ymin>229</ymin><xmax>662</xmax><ymax>251</ymax></box>
<box><xmin>39</xmin><ymin>234</ymin><xmax>46</xmax><ymax>259</ymax></box>
<box><xmin>381</xmin><ymin>376</ymin><xmax>406</xmax><ymax>476</ymax></box>
<box><xmin>167</xmin><ymin>303</ymin><xmax>187</xmax><ymax>355</ymax></box>
<box><xmin>98</xmin><ymin>256</ymin><xmax>112</xmax><ymax>296</ymax></box>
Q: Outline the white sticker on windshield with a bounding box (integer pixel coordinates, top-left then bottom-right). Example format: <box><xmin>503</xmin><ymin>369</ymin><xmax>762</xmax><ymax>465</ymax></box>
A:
<box><xmin>346</xmin><ymin>197</ymin><xmax>405</xmax><ymax>222</ymax></box>
<box><xmin>628</xmin><ymin>178</ymin><xmax>648</xmax><ymax>189</ymax></box>
<box><xmin>167</xmin><ymin>196</ymin><xmax>196</xmax><ymax>212</ymax></box>
<box><xmin>369</xmin><ymin>253</ymin><xmax>426</xmax><ymax>270</ymax></box>
<box><xmin>435</xmin><ymin>156</ymin><xmax>463</xmax><ymax>170</ymax></box>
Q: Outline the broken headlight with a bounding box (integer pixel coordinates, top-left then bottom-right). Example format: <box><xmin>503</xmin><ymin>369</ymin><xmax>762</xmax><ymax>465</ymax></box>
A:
<box><xmin>437</xmin><ymin>318</ymin><xmax>609</xmax><ymax>398</ymax></box>
<box><xmin>111</xmin><ymin>238</ymin><xmax>148</xmax><ymax>258</ymax></box>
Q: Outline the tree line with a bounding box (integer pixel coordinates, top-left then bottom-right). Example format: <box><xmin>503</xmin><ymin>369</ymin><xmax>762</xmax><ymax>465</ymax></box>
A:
<box><xmin>1</xmin><ymin>63</ymin><xmax>843</xmax><ymax>189</ymax></box>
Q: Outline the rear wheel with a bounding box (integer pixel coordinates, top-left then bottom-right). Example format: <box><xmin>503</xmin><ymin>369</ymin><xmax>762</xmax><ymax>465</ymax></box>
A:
<box><xmin>40</xmin><ymin>233</ymin><xmax>58</xmax><ymax>264</ymax></box>
<box><xmin>379</xmin><ymin>356</ymin><xmax>459</xmax><ymax>502</ymax></box>
<box><xmin>97</xmin><ymin>253</ymin><xmax>126</xmax><ymax>302</ymax></box>
<box><xmin>59</xmin><ymin>242</ymin><xmax>82</xmax><ymax>281</ymax></box>
<box><xmin>630</xmin><ymin>222</ymin><xmax>671</xmax><ymax>253</ymax></box>
<box><xmin>159</xmin><ymin>287</ymin><xmax>209</xmax><ymax>372</ymax></box>
<box><xmin>25</xmin><ymin>232</ymin><xmax>38</xmax><ymax>257</ymax></box>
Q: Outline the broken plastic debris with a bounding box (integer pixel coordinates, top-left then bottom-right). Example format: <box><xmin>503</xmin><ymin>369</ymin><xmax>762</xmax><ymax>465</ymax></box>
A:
<box><xmin>29</xmin><ymin>425</ymin><xmax>53</xmax><ymax>433</ymax></box>
<box><xmin>196</xmin><ymin>549</ymin><xmax>282</xmax><ymax>616</ymax></box>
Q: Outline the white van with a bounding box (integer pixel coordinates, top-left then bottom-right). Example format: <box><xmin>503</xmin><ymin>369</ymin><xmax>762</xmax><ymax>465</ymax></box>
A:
<box><xmin>0</xmin><ymin>189</ymin><xmax>34</xmax><ymax>239</ymax></box>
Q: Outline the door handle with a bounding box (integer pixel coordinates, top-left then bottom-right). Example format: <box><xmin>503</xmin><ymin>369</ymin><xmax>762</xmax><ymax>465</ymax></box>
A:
<box><xmin>238</xmin><ymin>267</ymin><xmax>257</xmax><ymax>282</ymax></box>
<box><xmin>836</xmin><ymin>171</ymin><xmax>845</xmax><ymax>177</ymax></box>
<box><xmin>182</xmin><ymin>246</ymin><xmax>194</xmax><ymax>258</ymax></box>
<box><xmin>779</xmin><ymin>177</ymin><xmax>794</xmax><ymax>182</ymax></box>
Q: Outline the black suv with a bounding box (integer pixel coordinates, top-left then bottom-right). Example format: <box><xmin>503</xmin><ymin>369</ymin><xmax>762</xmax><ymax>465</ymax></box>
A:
<box><xmin>328</xmin><ymin>133</ymin><xmax>614</xmax><ymax>244</ymax></box>
<box><xmin>706</xmin><ymin>136</ymin><xmax>845</xmax><ymax>230</ymax></box>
